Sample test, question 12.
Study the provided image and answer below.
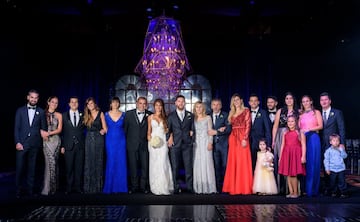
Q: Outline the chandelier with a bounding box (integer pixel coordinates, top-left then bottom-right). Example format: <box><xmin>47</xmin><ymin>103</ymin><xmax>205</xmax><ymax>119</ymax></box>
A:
<box><xmin>135</xmin><ymin>16</ymin><xmax>191</xmax><ymax>97</ymax></box>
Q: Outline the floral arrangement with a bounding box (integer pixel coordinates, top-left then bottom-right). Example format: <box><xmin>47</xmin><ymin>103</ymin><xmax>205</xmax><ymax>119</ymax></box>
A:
<box><xmin>149</xmin><ymin>136</ymin><xmax>164</xmax><ymax>149</ymax></box>
<box><xmin>256</xmin><ymin>113</ymin><xmax>261</xmax><ymax>118</ymax></box>
<box><xmin>330</xmin><ymin>112</ymin><xmax>334</xmax><ymax>117</ymax></box>
<box><xmin>262</xmin><ymin>151</ymin><xmax>274</xmax><ymax>171</ymax></box>
<box><xmin>186</xmin><ymin>112</ymin><xmax>192</xmax><ymax>120</ymax></box>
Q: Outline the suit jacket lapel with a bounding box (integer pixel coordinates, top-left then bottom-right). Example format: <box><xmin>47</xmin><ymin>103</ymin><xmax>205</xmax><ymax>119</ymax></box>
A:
<box><xmin>133</xmin><ymin>110</ymin><xmax>140</xmax><ymax>125</ymax></box>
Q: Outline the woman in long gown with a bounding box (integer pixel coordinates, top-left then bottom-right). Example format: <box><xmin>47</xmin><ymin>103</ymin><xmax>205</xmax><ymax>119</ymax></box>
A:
<box><xmin>272</xmin><ymin>92</ymin><xmax>299</xmax><ymax>194</ymax></box>
<box><xmin>299</xmin><ymin>95</ymin><xmax>323</xmax><ymax>197</ymax></box>
<box><xmin>83</xmin><ymin>97</ymin><xmax>107</xmax><ymax>193</ymax></box>
<box><xmin>147</xmin><ymin>98</ymin><xmax>173</xmax><ymax>195</ymax></box>
<box><xmin>41</xmin><ymin>96</ymin><xmax>62</xmax><ymax>195</ymax></box>
<box><xmin>103</xmin><ymin>96</ymin><xmax>128</xmax><ymax>193</ymax></box>
<box><xmin>193</xmin><ymin>101</ymin><xmax>216</xmax><ymax>194</ymax></box>
<box><xmin>222</xmin><ymin>93</ymin><xmax>253</xmax><ymax>195</ymax></box>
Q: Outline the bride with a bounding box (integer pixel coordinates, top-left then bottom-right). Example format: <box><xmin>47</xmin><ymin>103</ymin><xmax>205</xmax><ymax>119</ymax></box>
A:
<box><xmin>147</xmin><ymin>98</ymin><xmax>174</xmax><ymax>195</ymax></box>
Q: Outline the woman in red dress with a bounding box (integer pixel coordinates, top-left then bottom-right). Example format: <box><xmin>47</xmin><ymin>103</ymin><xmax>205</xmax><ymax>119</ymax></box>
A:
<box><xmin>222</xmin><ymin>93</ymin><xmax>253</xmax><ymax>195</ymax></box>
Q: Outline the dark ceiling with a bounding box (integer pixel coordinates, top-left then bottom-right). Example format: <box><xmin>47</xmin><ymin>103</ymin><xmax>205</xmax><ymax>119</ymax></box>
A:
<box><xmin>2</xmin><ymin>0</ymin><xmax>359</xmax><ymax>36</ymax></box>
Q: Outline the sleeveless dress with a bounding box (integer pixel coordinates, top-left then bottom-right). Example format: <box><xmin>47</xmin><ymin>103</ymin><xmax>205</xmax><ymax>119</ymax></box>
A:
<box><xmin>299</xmin><ymin>111</ymin><xmax>321</xmax><ymax>196</ymax></box>
<box><xmin>41</xmin><ymin>112</ymin><xmax>61</xmax><ymax>195</ymax></box>
<box><xmin>252</xmin><ymin>151</ymin><xmax>278</xmax><ymax>194</ymax></box>
<box><xmin>148</xmin><ymin>119</ymin><xmax>173</xmax><ymax>195</ymax></box>
<box><xmin>84</xmin><ymin>111</ymin><xmax>104</xmax><ymax>193</ymax></box>
<box><xmin>193</xmin><ymin>116</ymin><xmax>216</xmax><ymax>194</ymax></box>
<box><xmin>103</xmin><ymin>112</ymin><xmax>128</xmax><ymax>193</ymax></box>
<box><xmin>278</xmin><ymin>130</ymin><xmax>306</xmax><ymax>176</ymax></box>
<box><xmin>222</xmin><ymin>109</ymin><xmax>253</xmax><ymax>195</ymax></box>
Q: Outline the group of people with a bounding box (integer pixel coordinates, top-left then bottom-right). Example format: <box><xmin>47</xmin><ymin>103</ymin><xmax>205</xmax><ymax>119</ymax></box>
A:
<box><xmin>14</xmin><ymin>89</ymin><xmax>348</xmax><ymax>199</ymax></box>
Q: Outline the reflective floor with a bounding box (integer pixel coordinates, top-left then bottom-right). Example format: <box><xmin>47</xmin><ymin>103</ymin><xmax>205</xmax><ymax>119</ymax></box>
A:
<box><xmin>3</xmin><ymin>204</ymin><xmax>360</xmax><ymax>221</ymax></box>
<box><xmin>1</xmin><ymin>172</ymin><xmax>360</xmax><ymax>221</ymax></box>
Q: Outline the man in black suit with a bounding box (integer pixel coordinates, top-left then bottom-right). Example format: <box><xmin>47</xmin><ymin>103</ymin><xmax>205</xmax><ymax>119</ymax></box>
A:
<box><xmin>167</xmin><ymin>95</ymin><xmax>195</xmax><ymax>193</ymax></box>
<box><xmin>124</xmin><ymin>96</ymin><xmax>152</xmax><ymax>194</ymax></box>
<box><xmin>208</xmin><ymin>98</ymin><xmax>231</xmax><ymax>192</ymax></box>
<box><xmin>266</xmin><ymin>95</ymin><xmax>278</xmax><ymax>127</ymax></box>
<box><xmin>14</xmin><ymin>89</ymin><xmax>47</xmax><ymax>197</ymax></box>
<box><xmin>60</xmin><ymin>96</ymin><xmax>85</xmax><ymax>194</ymax></box>
<box><xmin>319</xmin><ymin>92</ymin><xmax>346</xmax><ymax>194</ymax></box>
<box><xmin>248</xmin><ymin>94</ymin><xmax>272</xmax><ymax>172</ymax></box>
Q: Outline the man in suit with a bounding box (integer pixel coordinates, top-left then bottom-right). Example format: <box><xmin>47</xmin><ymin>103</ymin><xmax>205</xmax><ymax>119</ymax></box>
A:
<box><xmin>14</xmin><ymin>89</ymin><xmax>47</xmax><ymax>198</ymax></box>
<box><xmin>266</xmin><ymin>95</ymin><xmax>278</xmax><ymax>126</ymax></box>
<box><xmin>60</xmin><ymin>96</ymin><xmax>85</xmax><ymax>194</ymax></box>
<box><xmin>208</xmin><ymin>98</ymin><xmax>231</xmax><ymax>192</ymax></box>
<box><xmin>319</xmin><ymin>92</ymin><xmax>346</xmax><ymax>195</ymax></box>
<box><xmin>124</xmin><ymin>96</ymin><xmax>152</xmax><ymax>194</ymax></box>
<box><xmin>167</xmin><ymin>95</ymin><xmax>195</xmax><ymax>193</ymax></box>
<box><xmin>248</xmin><ymin>94</ymin><xmax>272</xmax><ymax>172</ymax></box>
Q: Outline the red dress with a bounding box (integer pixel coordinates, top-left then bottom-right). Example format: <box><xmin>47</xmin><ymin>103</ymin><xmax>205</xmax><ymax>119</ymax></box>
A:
<box><xmin>278</xmin><ymin>130</ymin><xmax>306</xmax><ymax>176</ymax></box>
<box><xmin>222</xmin><ymin>109</ymin><xmax>253</xmax><ymax>195</ymax></box>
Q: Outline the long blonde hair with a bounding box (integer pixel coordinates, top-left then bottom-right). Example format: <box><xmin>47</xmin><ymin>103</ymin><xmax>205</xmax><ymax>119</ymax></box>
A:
<box><xmin>228</xmin><ymin>93</ymin><xmax>245</xmax><ymax>122</ymax></box>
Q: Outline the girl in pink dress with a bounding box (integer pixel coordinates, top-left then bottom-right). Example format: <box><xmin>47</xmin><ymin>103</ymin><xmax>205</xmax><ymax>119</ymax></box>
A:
<box><xmin>278</xmin><ymin>115</ymin><xmax>306</xmax><ymax>198</ymax></box>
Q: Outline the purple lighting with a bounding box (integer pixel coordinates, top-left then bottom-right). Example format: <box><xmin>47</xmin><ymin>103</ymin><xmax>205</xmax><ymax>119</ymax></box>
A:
<box><xmin>135</xmin><ymin>16</ymin><xmax>190</xmax><ymax>97</ymax></box>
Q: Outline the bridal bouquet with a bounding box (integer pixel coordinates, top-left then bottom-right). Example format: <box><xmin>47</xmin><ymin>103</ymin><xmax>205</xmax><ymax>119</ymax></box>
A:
<box><xmin>149</xmin><ymin>136</ymin><xmax>164</xmax><ymax>149</ymax></box>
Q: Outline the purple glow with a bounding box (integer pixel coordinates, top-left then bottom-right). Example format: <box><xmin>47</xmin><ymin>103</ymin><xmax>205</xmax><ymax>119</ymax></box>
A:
<box><xmin>87</xmin><ymin>0</ymin><xmax>92</xmax><ymax>4</ymax></box>
<box><xmin>135</xmin><ymin>16</ymin><xmax>190</xmax><ymax>96</ymax></box>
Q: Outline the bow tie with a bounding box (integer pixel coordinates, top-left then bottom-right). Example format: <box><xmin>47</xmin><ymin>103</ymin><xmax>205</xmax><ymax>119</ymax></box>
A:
<box><xmin>269</xmin><ymin>111</ymin><xmax>276</xmax><ymax>114</ymax></box>
<box><xmin>138</xmin><ymin>112</ymin><xmax>145</xmax><ymax>115</ymax></box>
<box><xmin>28</xmin><ymin>106</ymin><xmax>36</xmax><ymax>110</ymax></box>
<box><xmin>251</xmin><ymin>111</ymin><xmax>257</xmax><ymax>113</ymax></box>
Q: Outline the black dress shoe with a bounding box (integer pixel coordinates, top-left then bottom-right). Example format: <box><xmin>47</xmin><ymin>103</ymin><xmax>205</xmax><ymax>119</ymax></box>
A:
<box><xmin>339</xmin><ymin>194</ymin><xmax>349</xmax><ymax>198</ymax></box>
<box><xmin>128</xmin><ymin>189</ymin><xmax>136</xmax><ymax>194</ymax></box>
<box><xmin>174</xmin><ymin>188</ymin><xmax>181</xmax><ymax>194</ymax></box>
<box><xmin>142</xmin><ymin>189</ymin><xmax>150</xmax><ymax>194</ymax></box>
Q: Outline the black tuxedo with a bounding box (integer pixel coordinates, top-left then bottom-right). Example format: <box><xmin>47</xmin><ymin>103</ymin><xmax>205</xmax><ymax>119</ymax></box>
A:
<box><xmin>61</xmin><ymin>111</ymin><xmax>85</xmax><ymax>193</ymax></box>
<box><xmin>250</xmin><ymin>108</ymin><xmax>272</xmax><ymax>171</ymax></box>
<box><xmin>14</xmin><ymin>105</ymin><xmax>47</xmax><ymax>194</ymax></box>
<box><xmin>124</xmin><ymin>109</ymin><xmax>152</xmax><ymax>191</ymax></box>
<box><xmin>167</xmin><ymin>110</ymin><xmax>195</xmax><ymax>192</ymax></box>
<box><xmin>210</xmin><ymin>111</ymin><xmax>231</xmax><ymax>192</ymax></box>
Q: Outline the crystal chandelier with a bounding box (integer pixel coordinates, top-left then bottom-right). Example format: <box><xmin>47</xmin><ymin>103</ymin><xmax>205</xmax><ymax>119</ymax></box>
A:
<box><xmin>135</xmin><ymin>16</ymin><xmax>191</xmax><ymax>97</ymax></box>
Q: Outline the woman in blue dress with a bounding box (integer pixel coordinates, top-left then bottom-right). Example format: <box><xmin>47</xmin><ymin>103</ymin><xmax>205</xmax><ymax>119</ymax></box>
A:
<box><xmin>103</xmin><ymin>96</ymin><xmax>128</xmax><ymax>193</ymax></box>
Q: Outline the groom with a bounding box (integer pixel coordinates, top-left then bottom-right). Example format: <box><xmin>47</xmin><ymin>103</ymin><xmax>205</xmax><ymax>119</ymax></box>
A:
<box><xmin>167</xmin><ymin>95</ymin><xmax>195</xmax><ymax>194</ymax></box>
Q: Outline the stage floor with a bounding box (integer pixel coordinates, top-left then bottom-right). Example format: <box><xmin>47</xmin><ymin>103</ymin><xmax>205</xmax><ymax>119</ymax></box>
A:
<box><xmin>1</xmin><ymin>171</ymin><xmax>360</xmax><ymax>221</ymax></box>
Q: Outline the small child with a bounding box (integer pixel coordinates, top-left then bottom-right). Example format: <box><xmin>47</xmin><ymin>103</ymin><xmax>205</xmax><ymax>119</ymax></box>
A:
<box><xmin>324</xmin><ymin>133</ymin><xmax>349</xmax><ymax>198</ymax></box>
<box><xmin>278</xmin><ymin>115</ymin><xmax>306</xmax><ymax>198</ymax></box>
<box><xmin>252</xmin><ymin>138</ymin><xmax>278</xmax><ymax>195</ymax></box>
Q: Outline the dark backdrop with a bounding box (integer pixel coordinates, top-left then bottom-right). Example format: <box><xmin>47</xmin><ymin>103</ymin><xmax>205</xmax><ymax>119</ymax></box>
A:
<box><xmin>1</xmin><ymin>1</ymin><xmax>360</xmax><ymax>170</ymax></box>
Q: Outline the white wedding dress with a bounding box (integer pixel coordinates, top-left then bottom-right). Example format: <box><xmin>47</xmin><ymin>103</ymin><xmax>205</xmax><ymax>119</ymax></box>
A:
<box><xmin>148</xmin><ymin>119</ymin><xmax>174</xmax><ymax>195</ymax></box>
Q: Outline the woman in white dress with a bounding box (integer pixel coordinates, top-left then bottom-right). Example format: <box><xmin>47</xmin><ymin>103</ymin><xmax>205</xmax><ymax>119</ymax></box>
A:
<box><xmin>193</xmin><ymin>101</ymin><xmax>217</xmax><ymax>194</ymax></box>
<box><xmin>147</xmin><ymin>98</ymin><xmax>173</xmax><ymax>195</ymax></box>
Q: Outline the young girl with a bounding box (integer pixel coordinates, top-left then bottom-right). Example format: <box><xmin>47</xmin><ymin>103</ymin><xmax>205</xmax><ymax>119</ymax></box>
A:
<box><xmin>278</xmin><ymin>115</ymin><xmax>306</xmax><ymax>198</ymax></box>
<box><xmin>252</xmin><ymin>138</ymin><xmax>278</xmax><ymax>195</ymax></box>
